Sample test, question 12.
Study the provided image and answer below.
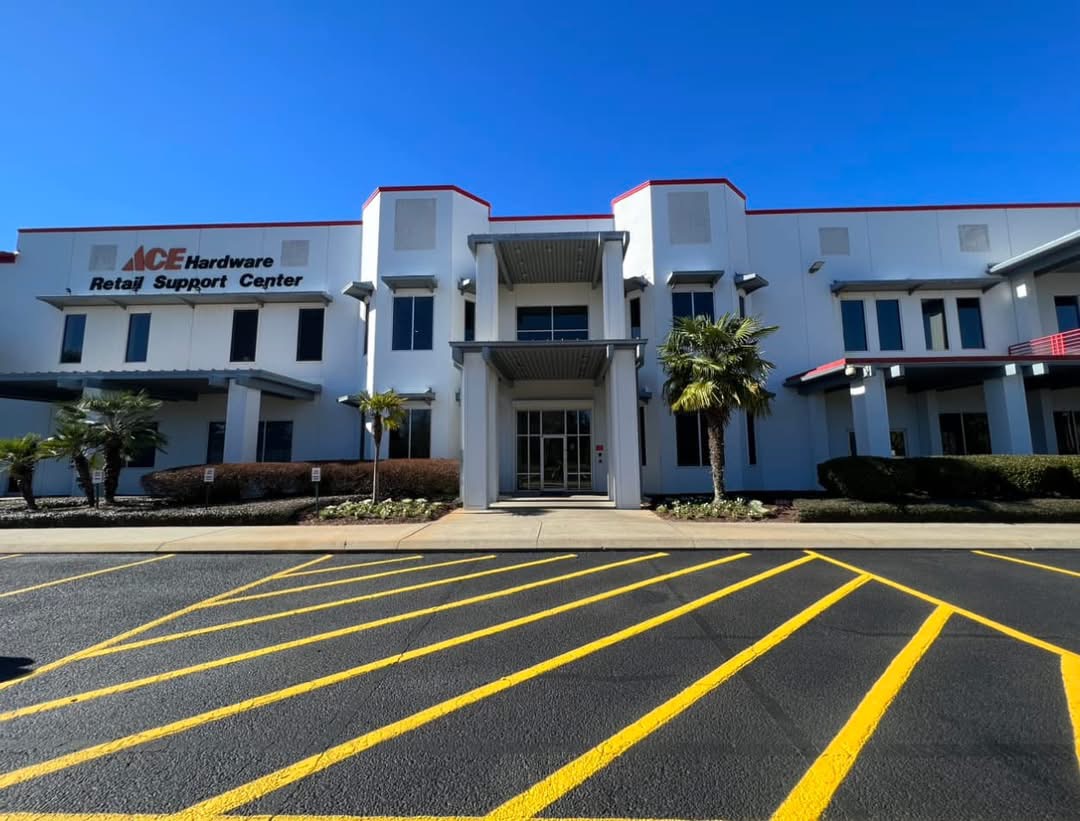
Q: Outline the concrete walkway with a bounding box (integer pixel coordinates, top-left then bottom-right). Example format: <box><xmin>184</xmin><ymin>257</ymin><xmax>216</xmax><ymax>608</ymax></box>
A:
<box><xmin>1</xmin><ymin>507</ymin><xmax>1080</xmax><ymax>552</ymax></box>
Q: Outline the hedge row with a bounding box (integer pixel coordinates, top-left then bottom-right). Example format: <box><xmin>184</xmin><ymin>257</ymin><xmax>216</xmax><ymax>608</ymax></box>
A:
<box><xmin>817</xmin><ymin>455</ymin><xmax>1080</xmax><ymax>501</ymax></box>
<box><xmin>795</xmin><ymin>497</ymin><xmax>1080</xmax><ymax>523</ymax></box>
<box><xmin>141</xmin><ymin>459</ymin><xmax>459</xmax><ymax>503</ymax></box>
<box><xmin>0</xmin><ymin>497</ymin><xmax>320</xmax><ymax>528</ymax></box>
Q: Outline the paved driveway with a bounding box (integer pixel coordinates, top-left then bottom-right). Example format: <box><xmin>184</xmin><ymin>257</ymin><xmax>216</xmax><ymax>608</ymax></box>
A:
<box><xmin>0</xmin><ymin>548</ymin><xmax>1077</xmax><ymax>820</ymax></box>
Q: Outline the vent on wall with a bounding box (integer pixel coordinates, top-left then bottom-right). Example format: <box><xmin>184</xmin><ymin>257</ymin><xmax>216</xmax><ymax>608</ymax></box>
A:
<box><xmin>394</xmin><ymin>198</ymin><xmax>437</xmax><ymax>251</ymax></box>
<box><xmin>281</xmin><ymin>239</ymin><xmax>310</xmax><ymax>267</ymax></box>
<box><xmin>958</xmin><ymin>224</ymin><xmax>990</xmax><ymax>253</ymax></box>
<box><xmin>819</xmin><ymin>227</ymin><xmax>850</xmax><ymax>256</ymax></box>
<box><xmin>88</xmin><ymin>244</ymin><xmax>117</xmax><ymax>271</ymax></box>
<box><xmin>667</xmin><ymin>191</ymin><xmax>711</xmax><ymax>245</ymax></box>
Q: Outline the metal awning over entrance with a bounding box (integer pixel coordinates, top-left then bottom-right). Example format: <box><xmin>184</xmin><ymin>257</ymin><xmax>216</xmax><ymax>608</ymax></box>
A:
<box><xmin>989</xmin><ymin>228</ymin><xmax>1080</xmax><ymax>278</ymax></box>
<box><xmin>0</xmin><ymin>369</ymin><xmax>322</xmax><ymax>402</ymax></box>
<box><xmin>450</xmin><ymin>340</ymin><xmax>643</xmax><ymax>385</ymax></box>
<box><xmin>466</xmin><ymin>232</ymin><xmax>628</xmax><ymax>289</ymax></box>
<box><xmin>830</xmin><ymin>277</ymin><xmax>1005</xmax><ymax>294</ymax></box>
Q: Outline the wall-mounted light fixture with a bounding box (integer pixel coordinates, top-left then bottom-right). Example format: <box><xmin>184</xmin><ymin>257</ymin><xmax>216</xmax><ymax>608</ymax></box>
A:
<box><xmin>807</xmin><ymin>260</ymin><xmax>825</xmax><ymax>275</ymax></box>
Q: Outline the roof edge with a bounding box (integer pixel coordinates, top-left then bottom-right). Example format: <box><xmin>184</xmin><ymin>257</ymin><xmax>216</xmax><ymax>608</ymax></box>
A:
<box><xmin>611</xmin><ymin>178</ymin><xmax>748</xmax><ymax>206</ymax></box>
<box><xmin>362</xmin><ymin>185</ymin><xmax>491</xmax><ymax>211</ymax></box>
<box><xmin>19</xmin><ymin>219</ymin><xmax>363</xmax><ymax>234</ymax></box>
<box><xmin>748</xmin><ymin>202</ymin><xmax>1080</xmax><ymax>216</ymax></box>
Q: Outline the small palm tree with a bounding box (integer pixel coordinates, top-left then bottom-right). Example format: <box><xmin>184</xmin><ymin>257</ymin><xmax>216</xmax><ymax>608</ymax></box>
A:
<box><xmin>659</xmin><ymin>313</ymin><xmax>777</xmax><ymax>501</ymax></box>
<box><xmin>0</xmin><ymin>434</ymin><xmax>47</xmax><ymax>510</ymax></box>
<box><xmin>42</xmin><ymin>404</ymin><xmax>99</xmax><ymax>506</ymax></box>
<box><xmin>350</xmin><ymin>390</ymin><xmax>406</xmax><ymax>502</ymax></box>
<box><xmin>78</xmin><ymin>391</ymin><xmax>167</xmax><ymax>503</ymax></box>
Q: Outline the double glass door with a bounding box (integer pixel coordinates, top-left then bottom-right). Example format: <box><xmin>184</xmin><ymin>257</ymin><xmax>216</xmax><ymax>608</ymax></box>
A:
<box><xmin>517</xmin><ymin>410</ymin><xmax>592</xmax><ymax>491</ymax></box>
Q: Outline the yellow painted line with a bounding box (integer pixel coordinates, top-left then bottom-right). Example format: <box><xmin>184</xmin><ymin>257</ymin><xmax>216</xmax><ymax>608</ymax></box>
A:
<box><xmin>487</xmin><ymin>574</ymin><xmax>871</xmax><ymax>820</ymax></box>
<box><xmin>1064</xmin><ymin>654</ymin><xmax>1080</xmax><ymax>773</ymax></box>
<box><xmin>0</xmin><ymin>553</ymin><xmax>760</xmax><ymax>794</ymax></box>
<box><xmin>0</xmin><ymin>553</ymin><xmax>22</xmax><ymax>561</ymax></box>
<box><xmin>89</xmin><ymin>555</ymin><xmax>576</xmax><ymax>657</ymax></box>
<box><xmin>0</xmin><ymin>553</ymin><xmax>330</xmax><ymax>694</ymax></box>
<box><xmin>0</xmin><ymin>552</ymin><xmax>671</xmax><ymax>721</ymax></box>
<box><xmin>0</xmin><ymin>554</ymin><xmax>174</xmax><ymax>599</ymax></box>
<box><xmin>806</xmin><ymin>551</ymin><xmax>1080</xmax><ymax>661</ymax></box>
<box><xmin>177</xmin><ymin>555</ymin><xmax>816</xmax><ymax>817</ymax></box>
<box><xmin>280</xmin><ymin>554</ymin><xmax>425</xmax><ymax>578</ymax></box>
<box><xmin>972</xmin><ymin>549</ymin><xmax>1080</xmax><ymax>580</ymax></box>
<box><xmin>0</xmin><ymin>815</ymin><xmax>700</xmax><ymax>821</ymax></box>
<box><xmin>771</xmin><ymin>605</ymin><xmax>951</xmax><ymax>821</ymax></box>
<box><xmin>207</xmin><ymin>555</ymin><xmax>497</xmax><ymax>606</ymax></box>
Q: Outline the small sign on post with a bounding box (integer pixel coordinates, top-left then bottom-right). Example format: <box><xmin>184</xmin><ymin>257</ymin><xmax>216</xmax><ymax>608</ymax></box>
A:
<box><xmin>91</xmin><ymin>469</ymin><xmax>104</xmax><ymax>507</ymax></box>
<box><xmin>203</xmin><ymin>467</ymin><xmax>216</xmax><ymax>506</ymax></box>
<box><xmin>311</xmin><ymin>466</ymin><xmax>322</xmax><ymax>514</ymax></box>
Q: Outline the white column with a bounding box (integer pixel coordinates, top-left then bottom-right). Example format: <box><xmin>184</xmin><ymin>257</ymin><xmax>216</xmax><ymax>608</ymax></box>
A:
<box><xmin>223</xmin><ymin>380</ymin><xmax>261</xmax><ymax>463</ymax></box>
<box><xmin>601</xmin><ymin>238</ymin><xmax>626</xmax><ymax>339</ymax></box>
<box><xmin>461</xmin><ymin>351</ymin><xmax>490</xmax><ymax>509</ymax></box>
<box><xmin>850</xmin><ymin>368</ymin><xmax>891</xmax><ymax>457</ymax></box>
<box><xmin>487</xmin><ymin>368</ymin><xmax>499</xmax><ymax>503</ymax></box>
<box><xmin>475</xmin><ymin>241</ymin><xmax>499</xmax><ymax>341</ymax></box>
<box><xmin>806</xmin><ymin>393</ymin><xmax>831</xmax><ymax>484</ymax></box>
<box><xmin>915</xmin><ymin>390</ymin><xmax>943</xmax><ymax>455</ymax></box>
<box><xmin>984</xmin><ymin>365</ymin><xmax>1033</xmax><ymax>454</ymax></box>
<box><xmin>1034</xmin><ymin>388</ymin><xmax>1058</xmax><ymax>454</ymax></box>
<box><xmin>605</xmin><ymin>347</ymin><xmax>642</xmax><ymax>509</ymax></box>
<box><xmin>1012</xmin><ymin>273</ymin><xmax>1043</xmax><ymax>343</ymax></box>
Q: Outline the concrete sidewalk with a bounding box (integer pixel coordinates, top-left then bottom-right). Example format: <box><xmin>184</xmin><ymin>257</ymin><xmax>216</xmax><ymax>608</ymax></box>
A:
<box><xmin>1</xmin><ymin>507</ymin><xmax>1080</xmax><ymax>552</ymax></box>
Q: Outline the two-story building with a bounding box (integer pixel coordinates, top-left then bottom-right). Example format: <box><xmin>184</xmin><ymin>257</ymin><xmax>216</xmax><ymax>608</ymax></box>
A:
<box><xmin>2</xmin><ymin>179</ymin><xmax>1079</xmax><ymax>508</ymax></box>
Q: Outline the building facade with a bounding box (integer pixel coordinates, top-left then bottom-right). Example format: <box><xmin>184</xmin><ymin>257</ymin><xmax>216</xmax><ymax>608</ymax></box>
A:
<box><xmin>2</xmin><ymin>179</ymin><xmax>1080</xmax><ymax>508</ymax></box>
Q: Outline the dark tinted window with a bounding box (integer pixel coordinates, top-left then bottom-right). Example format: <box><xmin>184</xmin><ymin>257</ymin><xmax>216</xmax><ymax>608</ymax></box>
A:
<box><xmin>257</xmin><ymin>421</ymin><xmax>293</xmax><ymax>462</ymax></box>
<box><xmin>921</xmin><ymin>299</ymin><xmax>949</xmax><ymax>350</ymax></box>
<box><xmin>671</xmin><ymin>292</ymin><xmax>714</xmax><ymax>322</ymax></box>
<box><xmin>956</xmin><ymin>297</ymin><xmax>985</xmax><ymax>349</ymax></box>
<box><xmin>939</xmin><ymin>412</ymin><xmax>991</xmax><ymax>455</ymax></box>
<box><xmin>412</xmin><ymin>296</ymin><xmax>433</xmax><ymax>349</ymax></box>
<box><xmin>230</xmin><ymin>310</ymin><xmax>259</xmax><ymax>362</ymax></box>
<box><xmin>127</xmin><ymin>422</ymin><xmax>158</xmax><ymax>468</ymax></box>
<box><xmin>841</xmin><ymin>300</ymin><xmax>867</xmax><ymax>351</ymax></box>
<box><xmin>738</xmin><ymin>294</ymin><xmax>746</xmax><ymax>318</ymax></box>
<box><xmin>630</xmin><ymin>298</ymin><xmax>642</xmax><ymax>338</ymax></box>
<box><xmin>392</xmin><ymin>296</ymin><xmax>434</xmax><ymax>350</ymax></box>
<box><xmin>675</xmin><ymin>412</ymin><xmax>708</xmax><ymax>467</ymax></box>
<box><xmin>363</xmin><ymin>305</ymin><xmax>371</xmax><ymax>355</ymax></box>
<box><xmin>206</xmin><ymin>422</ymin><xmax>226</xmax><ymax>464</ymax></box>
<box><xmin>60</xmin><ymin>314</ymin><xmax>86</xmax><ymax>363</ymax></box>
<box><xmin>464</xmin><ymin>300</ymin><xmax>475</xmax><ymax>341</ymax></box>
<box><xmin>875</xmin><ymin>300</ymin><xmax>903</xmax><ymax>350</ymax></box>
<box><xmin>1054</xmin><ymin>411</ymin><xmax>1080</xmax><ymax>455</ymax></box>
<box><xmin>296</xmin><ymin>308</ymin><xmax>324</xmax><ymax>361</ymax></box>
<box><xmin>1055</xmin><ymin>296</ymin><xmax>1080</xmax><ymax>332</ymax></box>
<box><xmin>516</xmin><ymin>306</ymin><xmax>587</xmax><ymax>341</ymax></box>
<box><xmin>638</xmin><ymin>405</ymin><xmax>646</xmax><ymax>465</ymax></box>
<box><xmin>125</xmin><ymin>313</ymin><xmax>151</xmax><ymax>362</ymax></box>
<box><xmin>747</xmin><ymin>414</ymin><xmax>757</xmax><ymax>465</ymax></box>
<box><xmin>553</xmin><ymin>306</ymin><xmax>588</xmax><ymax>340</ymax></box>
<box><xmin>392</xmin><ymin>297</ymin><xmax>413</xmax><ymax>350</ymax></box>
<box><xmin>389</xmin><ymin>408</ymin><xmax>431</xmax><ymax>458</ymax></box>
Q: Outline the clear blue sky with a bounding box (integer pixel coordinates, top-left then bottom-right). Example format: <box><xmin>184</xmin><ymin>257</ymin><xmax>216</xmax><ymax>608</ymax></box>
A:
<box><xmin>2</xmin><ymin>1</ymin><xmax>1078</xmax><ymax>243</ymax></box>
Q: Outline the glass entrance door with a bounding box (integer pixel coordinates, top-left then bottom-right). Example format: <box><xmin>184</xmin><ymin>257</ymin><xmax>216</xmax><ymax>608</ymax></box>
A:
<box><xmin>516</xmin><ymin>410</ymin><xmax>592</xmax><ymax>492</ymax></box>
<box><xmin>541</xmin><ymin>436</ymin><xmax>566</xmax><ymax>490</ymax></box>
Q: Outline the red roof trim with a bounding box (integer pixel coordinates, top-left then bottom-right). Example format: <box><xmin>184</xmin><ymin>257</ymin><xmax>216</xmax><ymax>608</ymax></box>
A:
<box><xmin>788</xmin><ymin>354</ymin><xmax>1080</xmax><ymax>384</ymax></box>
<box><xmin>0</xmin><ymin>251</ymin><xmax>17</xmax><ymax>264</ymax></box>
<box><xmin>19</xmin><ymin>219</ymin><xmax>363</xmax><ymax>234</ymax></box>
<box><xmin>748</xmin><ymin>202</ymin><xmax>1080</xmax><ymax>216</ymax></box>
<box><xmin>362</xmin><ymin>185</ymin><xmax>491</xmax><ymax>211</ymax></box>
<box><xmin>489</xmin><ymin>213</ymin><xmax>614</xmax><ymax>223</ymax></box>
<box><xmin>611</xmin><ymin>177</ymin><xmax>748</xmax><ymax>206</ymax></box>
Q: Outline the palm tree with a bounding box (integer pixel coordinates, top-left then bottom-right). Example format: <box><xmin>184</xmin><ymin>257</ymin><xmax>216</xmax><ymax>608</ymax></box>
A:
<box><xmin>42</xmin><ymin>404</ymin><xmax>99</xmax><ymax>506</ymax></box>
<box><xmin>78</xmin><ymin>391</ymin><xmax>167</xmax><ymax>503</ymax></box>
<box><xmin>0</xmin><ymin>434</ymin><xmax>47</xmax><ymax>510</ymax></box>
<box><xmin>349</xmin><ymin>390</ymin><xmax>405</xmax><ymax>502</ymax></box>
<box><xmin>659</xmin><ymin>313</ymin><xmax>777</xmax><ymax>501</ymax></box>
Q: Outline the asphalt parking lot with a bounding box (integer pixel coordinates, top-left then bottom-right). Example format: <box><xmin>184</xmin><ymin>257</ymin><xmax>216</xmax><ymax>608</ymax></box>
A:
<box><xmin>0</xmin><ymin>548</ymin><xmax>1077</xmax><ymax>820</ymax></box>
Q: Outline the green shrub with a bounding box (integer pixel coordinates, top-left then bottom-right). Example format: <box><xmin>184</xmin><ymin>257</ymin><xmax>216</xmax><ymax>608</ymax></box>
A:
<box><xmin>656</xmin><ymin>497</ymin><xmax>774</xmax><ymax>520</ymax></box>
<box><xmin>319</xmin><ymin>497</ymin><xmax>449</xmax><ymax>521</ymax></box>
<box><xmin>795</xmin><ymin>497</ymin><xmax>1080</xmax><ymax>523</ymax></box>
<box><xmin>142</xmin><ymin>459</ymin><xmax>459</xmax><ymax>503</ymax></box>
<box><xmin>0</xmin><ymin>497</ymin><xmax>316</xmax><ymax>528</ymax></box>
<box><xmin>817</xmin><ymin>455</ymin><xmax>1080</xmax><ymax>501</ymax></box>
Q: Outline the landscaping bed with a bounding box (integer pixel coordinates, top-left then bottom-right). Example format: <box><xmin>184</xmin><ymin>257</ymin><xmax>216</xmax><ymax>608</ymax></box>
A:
<box><xmin>652</xmin><ymin>496</ymin><xmax>793</xmax><ymax>521</ymax></box>
<box><xmin>300</xmin><ymin>497</ymin><xmax>455</xmax><ymax>525</ymax></box>
<box><xmin>795</xmin><ymin>497</ymin><xmax>1080</xmax><ymax>523</ymax></box>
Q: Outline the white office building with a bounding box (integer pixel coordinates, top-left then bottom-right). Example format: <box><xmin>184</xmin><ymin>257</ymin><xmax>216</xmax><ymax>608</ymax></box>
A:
<box><xmin>2</xmin><ymin>179</ymin><xmax>1080</xmax><ymax>508</ymax></box>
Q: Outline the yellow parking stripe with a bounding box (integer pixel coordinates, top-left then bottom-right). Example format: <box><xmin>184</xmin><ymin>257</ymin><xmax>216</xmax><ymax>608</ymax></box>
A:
<box><xmin>280</xmin><ymin>555</ymin><xmax>425</xmax><ymax>578</ymax></box>
<box><xmin>972</xmin><ymin>549</ymin><xmax>1080</xmax><ymax>579</ymax></box>
<box><xmin>0</xmin><ymin>553</ymin><xmax>330</xmax><ymax>694</ymax></box>
<box><xmin>0</xmin><ymin>553</ymin><xmax>755</xmax><ymax>790</ymax></box>
<box><xmin>0</xmin><ymin>553</ymin><xmax>22</xmax><ymax>561</ymax></box>
<box><xmin>88</xmin><ymin>555</ymin><xmax>576</xmax><ymax>657</ymax></box>
<box><xmin>1064</xmin><ymin>655</ymin><xmax>1080</xmax><ymax>772</ymax></box>
<box><xmin>176</xmin><ymin>555</ymin><xmax>816</xmax><ymax>817</ymax></box>
<box><xmin>0</xmin><ymin>554</ymin><xmax>173</xmax><ymax>599</ymax></box>
<box><xmin>0</xmin><ymin>815</ymin><xmax>699</xmax><ymax>821</ymax></box>
<box><xmin>207</xmin><ymin>555</ymin><xmax>496</xmax><ymax>606</ymax></box>
<box><xmin>807</xmin><ymin>551</ymin><xmax>1080</xmax><ymax>660</ymax></box>
<box><xmin>486</xmin><ymin>574</ymin><xmax>871</xmax><ymax>820</ymax></box>
<box><xmin>0</xmin><ymin>552</ymin><xmax>672</xmax><ymax>721</ymax></box>
<box><xmin>771</xmin><ymin>605</ymin><xmax>951</xmax><ymax>821</ymax></box>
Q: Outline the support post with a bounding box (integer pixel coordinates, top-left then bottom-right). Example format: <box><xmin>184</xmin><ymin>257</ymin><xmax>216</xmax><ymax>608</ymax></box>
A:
<box><xmin>601</xmin><ymin>239</ymin><xmax>627</xmax><ymax>339</ymax></box>
<box><xmin>461</xmin><ymin>351</ymin><xmax>491</xmax><ymax>509</ymax></box>
<box><xmin>849</xmin><ymin>368</ymin><xmax>891</xmax><ymax>457</ymax></box>
<box><xmin>605</xmin><ymin>347</ymin><xmax>642</xmax><ymax>509</ymax></box>
<box><xmin>223</xmin><ymin>380</ymin><xmax>261</xmax><ymax>463</ymax></box>
<box><xmin>983</xmin><ymin>365</ymin><xmax>1033</xmax><ymax>454</ymax></box>
<box><xmin>475</xmin><ymin>241</ymin><xmax>499</xmax><ymax>342</ymax></box>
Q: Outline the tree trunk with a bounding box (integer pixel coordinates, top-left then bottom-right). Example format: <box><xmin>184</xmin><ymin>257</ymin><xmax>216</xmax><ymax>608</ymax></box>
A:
<box><xmin>14</xmin><ymin>468</ymin><xmax>36</xmax><ymax>511</ymax></box>
<box><xmin>103</xmin><ymin>439</ymin><xmax>122</xmax><ymax>504</ymax></box>
<box><xmin>371</xmin><ymin>418</ymin><xmax>383</xmax><ymax>503</ymax></box>
<box><xmin>72</xmin><ymin>454</ymin><xmax>95</xmax><ymax>506</ymax></box>
<box><xmin>705</xmin><ymin>412</ymin><xmax>726</xmax><ymax>503</ymax></box>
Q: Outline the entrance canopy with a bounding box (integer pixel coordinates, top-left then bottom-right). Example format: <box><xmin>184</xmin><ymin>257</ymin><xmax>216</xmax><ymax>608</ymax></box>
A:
<box><xmin>0</xmin><ymin>369</ymin><xmax>322</xmax><ymax>403</ymax></box>
<box><xmin>989</xmin><ymin>228</ymin><xmax>1080</xmax><ymax>278</ymax></box>
<box><xmin>451</xmin><ymin>340</ymin><xmax>643</xmax><ymax>385</ymax></box>
<box><xmin>466</xmin><ymin>232</ymin><xmax>628</xmax><ymax>289</ymax></box>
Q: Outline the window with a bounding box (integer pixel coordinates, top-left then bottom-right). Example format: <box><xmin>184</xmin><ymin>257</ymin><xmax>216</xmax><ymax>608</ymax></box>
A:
<box><xmin>257</xmin><ymin>421</ymin><xmax>293</xmax><ymax>462</ymax></box>
<box><xmin>840</xmin><ymin>300</ymin><xmax>867</xmax><ymax>351</ymax></box>
<box><xmin>747</xmin><ymin>414</ymin><xmax>757</xmax><ymax>465</ymax></box>
<box><xmin>280</xmin><ymin>239</ymin><xmax>310</xmax><ymax>267</ymax></box>
<box><xmin>875</xmin><ymin>300</ymin><xmax>903</xmax><ymax>351</ymax></box>
<box><xmin>296</xmin><ymin>308</ymin><xmax>324</xmax><ymax>361</ymax></box>
<box><xmin>516</xmin><ymin>306</ymin><xmax>588</xmax><ymax>341</ymax></box>
<box><xmin>127</xmin><ymin>423</ymin><xmax>158</xmax><ymax>468</ymax></box>
<box><xmin>1055</xmin><ymin>296</ymin><xmax>1080</xmax><ymax>333</ymax></box>
<box><xmin>921</xmin><ymin>299</ymin><xmax>949</xmax><ymax>350</ymax></box>
<box><xmin>848</xmin><ymin>430</ymin><xmax>858</xmax><ymax>456</ymax></box>
<box><xmin>88</xmin><ymin>244</ymin><xmax>117</xmax><ymax>271</ymax></box>
<box><xmin>392</xmin><ymin>296</ymin><xmax>434</xmax><ymax>350</ymax></box>
<box><xmin>939</xmin><ymin>412</ymin><xmax>991</xmax><ymax>455</ymax></box>
<box><xmin>389</xmin><ymin>408</ymin><xmax>431</xmax><ymax>458</ymax></box>
<box><xmin>819</xmin><ymin>227</ymin><xmax>850</xmax><ymax>256</ymax></box>
<box><xmin>230</xmin><ymin>309</ymin><xmax>259</xmax><ymax>362</ymax></box>
<box><xmin>958</xmin><ymin>224</ymin><xmax>990</xmax><ymax>253</ymax></box>
<box><xmin>671</xmin><ymin>291</ymin><xmax>714</xmax><ymax>322</ymax></box>
<box><xmin>1054</xmin><ymin>411</ymin><xmax>1080</xmax><ymax>455</ymax></box>
<box><xmin>206</xmin><ymin>422</ymin><xmax>226</xmax><ymax>464</ymax></box>
<box><xmin>363</xmin><ymin>305</ymin><xmax>371</xmax><ymax>356</ymax></box>
<box><xmin>629</xmin><ymin>297</ymin><xmax>642</xmax><ymax>339</ymax></box>
<box><xmin>60</xmin><ymin>314</ymin><xmax>86</xmax><ymax>363</ymax></box>
<box><xmin>738</xmin><ymin>294</ymin><xmax>746</xmax><ymax>319</ymax></box>
<box><xmin>464</xmin><ymin>300</ymin><xmax>475</xmax><ymax>342</ymax></box>
<box><xmin>638</xmin><ymin>405</ymin><xmax>646</xmax><ymax>466</ymax></box>
<box><xmin>890</xmin><ymin>430</ymin><xmax>907</xmax><ymax>457</ymax></box>
<box><xmin>124</xmin><ymin>313</ymin><xmax>151</xmax><ymax>362</ymax></box>
<box><xmin>956</xmin><ymin>297</ymin><xmax>985</xmax><ymax>349</ymax></box>
<box><xmin>675</xmin><ymin>412</ymin><xmax>708</xmax><ymax>467</ymax></box>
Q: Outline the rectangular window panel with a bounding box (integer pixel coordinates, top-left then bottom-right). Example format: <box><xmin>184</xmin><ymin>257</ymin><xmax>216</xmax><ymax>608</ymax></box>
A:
<box><xmin>392</xmin><ymin>297</ymin><xmax>413</xmax><ymax>351</ymax></box>
<box><xmin>841</xmin><ymin>300</ymin><xmax>868</xmax><ymax>351</ymax></box>
<box><xmin>738</xmin><ymin>294</ymin><xmax>746</xmax><ymax>319</ymax></box>
<box><xmin>412</xmin><ymin>296</ymin><xmax>434</xmax><ymax>350</ymax></box>
<box><xmin>127</xmin><ymin>422</ymin><xmax>158</xmax><ymax>468</ymax></box>
<box><xmin>409</xmin><ymin>409</ymin><xmax>431</xmax><ymax>458</ymax></box>
<box><xmin>257</xmin><ymin>421</ymin><xmax>293</xmax><ymax>462</ymax></box>
<box><xmin>553</xmin><ymin>305</ymin><xmax>588</xmax><ymax>340</ymax></box>
<box><xmin>1055</xmin><ymin>296</ymin><xmax>1080</xmax><ymax>333</ymax></box>
<box><xmin>296</xmin><ymin>308</ymin><xmax>324</xmax><ymax>361</ymax></box>
<box><xmin>875</xmin><ymin>299</ymin><xmax>903</xmax><ymax>351</ymax></box>
<box><xmin>629</xmin><ymin>297</ymin><xmax>642</xmax><ymax>339</ymax></box>
<box><xmin>230</xmin><ymin>310</ymin><xmax>259</xmax><ymax>362</ymax></box>
<box><xmin>963</xmin><ymin>413</ymin><xmax>992</xmax><ymax>455</ymax></box>
<box><xmin>1054</xmin><ymin>412</ymin><xmax>1080</xmax><ymax>455</ymax></box>
<box><xmin>206</xmin><ymin>422</ymin><xmax>226</xmax><ymax>464</ymax></box>
<box><xmin>956</xmin><ymin>297</ymin><xmax>985</xmax><ymax>349</ymax></box>
<box><xmin>125</xmin><ymin>313</ymin><xmax>151</xmax><ymax>363</ymax></box>
<box><xmin>638</xmin><ymin>405</ymin><xmax>646</xmax><ymax>466</ymax></box>
<box><xmin>939</xmin><ymin>413</ymin><xmax>963</xmax><ymax>456</ymax></box>
<box><xmin>747</xmin><ymin>414</ymin><xmax>757</xmax><ymax>465</ymax></box>
<box><xmin>921</xmin><ymin>299</ymin><xmax>949</xmax><ymax>350</ymax></box>
<box><xmin>672</xmin><ymin>292</ymin><xmax>714</xmax><ymax>322</ymax></box>
<box><xmin>464</xmin><ymin>300</ymin><xmax>475</xmax><ymax>342</ymax></box>
<box><xmin>363</xmin><ymin>305</ymin><xmax>371</xmax><ymax>356</ymax></box>
<box><xmin>693</xmin><ymin>291</ymin><xmax>715</xmax><ymax>321</ymax></box>
<box><xmin>388</xmin><ymin>412</ymin><xmax>410</xmax><ymax>459</ymax></box>
<box><xmin>890</xmin><ymin>430</ymin><xmax>907</xmax><ymax>457</ymax></box>
<box><xmin>60</xmin><ymin>314</ymin><xmax>86</xmax><ymax>363</ymax></box>
<box><xmin>848</xmin><ymin>430</ymin><xmax>858</xmax><ymax>456</ymax></box>
<box><xmin>675</xmin><ymin>412</ymin><xmax>705</xmax><ymax>467</ymax></box>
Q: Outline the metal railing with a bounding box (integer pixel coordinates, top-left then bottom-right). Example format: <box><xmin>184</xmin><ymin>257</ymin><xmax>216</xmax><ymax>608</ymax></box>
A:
<box><xmin>1008</xmin><ymin>328</ymin><xmax>1080</xmax><ymax>356</ymax></box>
